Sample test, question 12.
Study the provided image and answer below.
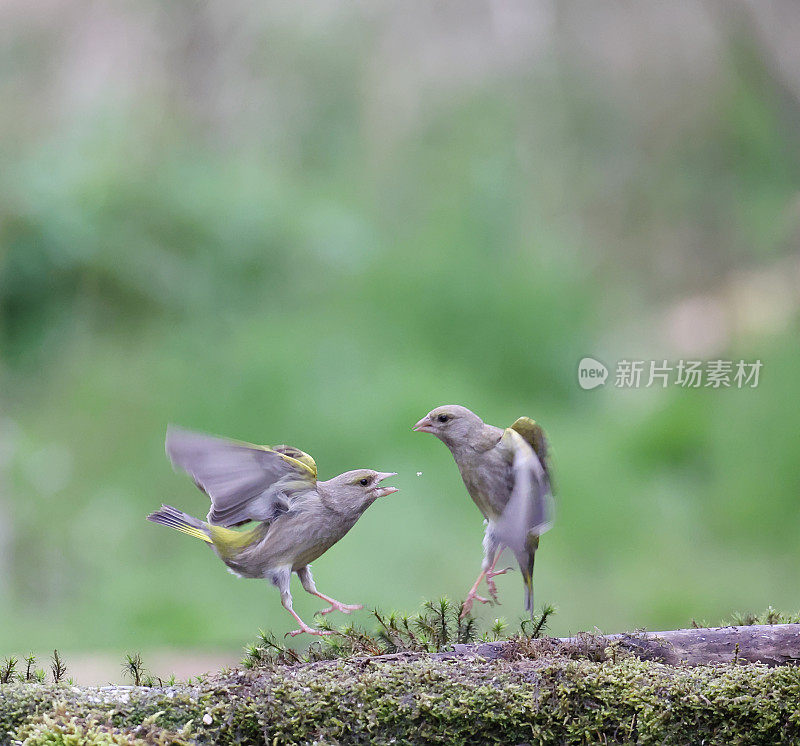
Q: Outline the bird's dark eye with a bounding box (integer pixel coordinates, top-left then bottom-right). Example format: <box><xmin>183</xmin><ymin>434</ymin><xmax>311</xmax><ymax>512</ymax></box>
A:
<box><xmin>359</xmin><ymin>478</ymin><xmax>369</xmax><ymax>486</ymax></box>
<box><xmin>437</xmin><ymin>414</ymin><xmax>450</xmax><ymax>423</ymax></box>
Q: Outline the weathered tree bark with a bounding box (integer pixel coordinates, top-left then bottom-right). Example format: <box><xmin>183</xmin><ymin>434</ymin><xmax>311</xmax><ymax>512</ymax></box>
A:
<box><xmin>444</xmin><ymin>623</ymin><xmax>800</xmax><ymax>666</ymax></box>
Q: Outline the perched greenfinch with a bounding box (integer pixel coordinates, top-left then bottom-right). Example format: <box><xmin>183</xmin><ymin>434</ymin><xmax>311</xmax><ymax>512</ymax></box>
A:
<box><xmin>413</xmin><ymin>406</ymin><xmax>553</xmax><ymax>619</ymax></box>
<box><xmin>147</xmin><ymin>426</ymin><xmax>398</xmax><ymax>636</ymax></box>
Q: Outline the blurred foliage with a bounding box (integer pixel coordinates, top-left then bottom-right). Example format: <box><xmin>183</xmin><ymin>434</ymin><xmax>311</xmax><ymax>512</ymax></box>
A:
<box><xmin>0</xmin><ymin>3</ymin><xmax>799</xmax><ymax>656</ymax></box>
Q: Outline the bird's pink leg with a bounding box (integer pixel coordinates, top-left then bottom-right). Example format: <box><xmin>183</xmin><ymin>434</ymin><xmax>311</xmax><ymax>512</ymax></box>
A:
<box><xmin>285</xmin><ymin>606</ymin><xmax>334</xmax><ymax>637</ymax></box>
<box><xmin>460</xmin><ymin>571</ymin><xmax>491</xmax><ymax>619</ymax></box>
<box><xmin>295</xmin><ymin>567</ymin><xmax>362</xmax><ymax>617</ymax></box>
<box><xmin>312</xmin><ymin>591</ymin><xmax>363</xmax><ymax>616</ymax></box>
<box><xmin>277</xmin><ymin>571</ymin><xmax>335</xmax><ymax>637</ymax></box>
<box><xmin>484</xmin><ymin>554</ymin><xmax>513</xmax><ymax>604</ymax></box>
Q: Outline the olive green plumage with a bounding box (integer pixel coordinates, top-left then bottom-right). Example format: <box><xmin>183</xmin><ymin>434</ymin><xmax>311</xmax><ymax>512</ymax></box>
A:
<box><xmin>147</xmin><ymin>426</ymin><xmax>398</xmax><ymax>636</ymax></box>
<box><xmin>413</xmin><ymin>405</ymin><xmax>554</xmax><ymax>619</ymax></box>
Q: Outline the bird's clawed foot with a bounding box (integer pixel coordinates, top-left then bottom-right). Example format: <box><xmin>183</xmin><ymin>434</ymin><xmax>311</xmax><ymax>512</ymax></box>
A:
<box><xmin>485</xmin><ymin>566</ymin><xmax>513</xmax><ymax>603</ymax></box>
<box><xmin>460</xmin><ymin>591</ymin><xmax>491</xmax><ymax>619</ymax></box>
<box><xmin>285</xmin><ymin>623</ymin><xmax>335</xmax><ymax>638</ymax></box>
<box><xmin>317</xmin><ymin>601</ymin><xmax>363</xmax><ymax>616</ymax></box>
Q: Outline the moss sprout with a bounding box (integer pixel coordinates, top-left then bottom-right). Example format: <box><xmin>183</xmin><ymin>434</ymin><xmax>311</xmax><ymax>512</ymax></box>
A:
<box><xmin>242</xmin><ymin>597</ymin><xmax>556</xmax><ymax>668</ymax></box>
<box><xmin>49</xmin><ymin>649</ymin><xmax>67</xmax><ymax>684</ymax></box>
<box><xmin>1</xmin><ymin>656</ymin><xmax>18</xmax><ymax>684</ymax></box>
<box><xmin>122</xmin><ymin>653</ymin><xmax>147</xmax><ymax>687</ymax></box>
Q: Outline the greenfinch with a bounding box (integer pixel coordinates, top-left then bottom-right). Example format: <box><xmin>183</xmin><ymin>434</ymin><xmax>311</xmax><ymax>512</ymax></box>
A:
<box><xmin>413</xmin><ymin>406</ymin><xmax>553</xmax><ymax>619</ymax></box>
<box><xmin>148</xmin><ymin>426</ymin><xmax>398</xmax><ymax>636</ymax></box>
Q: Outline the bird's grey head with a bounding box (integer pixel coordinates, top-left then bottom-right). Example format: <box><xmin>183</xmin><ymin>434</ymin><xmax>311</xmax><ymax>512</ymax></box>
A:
<box><xmin>412</xmin><ymin>405</ymin><xmax>484</xmax><ymax>447</ymax></box>
<box><xmin>323</xmin><ymin>469</ymin><xmax>399</xmax><ymax>512</ymax></box>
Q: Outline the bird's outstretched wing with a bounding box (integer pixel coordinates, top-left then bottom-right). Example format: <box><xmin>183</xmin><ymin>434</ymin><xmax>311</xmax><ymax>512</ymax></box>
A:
<box><xmin>165</xmin><ymin>426</ymin><xmax>317</xmax><ymax>527</ymax></box>
<box><xmin>493</xmin><ymin>428</ymin><xmax>554</xmax><ymax>553</ymax></box>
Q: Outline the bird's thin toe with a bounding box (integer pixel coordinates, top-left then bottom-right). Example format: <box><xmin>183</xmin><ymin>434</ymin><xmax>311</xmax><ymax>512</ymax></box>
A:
<box><xmin>286</xmin><ymin>627</ymin><xmax>334</xmax><ymax>637</ymax></box>
<box><xmin>318</xmin><ymin>602</ymin><xmax>363</xmax><ymax>615</ymax></box>
<box><xmin>460</xmin><ymin>593</ymin><xmax>491</xmax><ymax>619</ymax></box>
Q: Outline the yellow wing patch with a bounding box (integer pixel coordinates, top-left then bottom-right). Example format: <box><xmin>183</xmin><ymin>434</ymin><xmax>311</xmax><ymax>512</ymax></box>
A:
<box><xmin>272</xmin><ymin>445</ymin><xmax>318</xmax><ymax>478</ymax></box>
<box><xmin>222</xmin><ymin>436</ymin><xmax>318</xmax><ymax>480</ymax></box>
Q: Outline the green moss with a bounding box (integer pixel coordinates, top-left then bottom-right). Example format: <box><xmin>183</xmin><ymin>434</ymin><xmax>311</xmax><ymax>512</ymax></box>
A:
<box><xmin>4</xmin><ymin>652</ymin><xmax>800</xmax><ymax>745</ymax></box>
<box><xmin>14</xmin><ymin>713</ymin><xmax>140</xmax><ymax>745</ymax></box>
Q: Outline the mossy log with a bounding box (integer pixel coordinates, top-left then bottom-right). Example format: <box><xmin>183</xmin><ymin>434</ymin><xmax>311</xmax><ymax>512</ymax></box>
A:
<box><xmin>4</xmin><ymin>625</ymin><xmax>800</xmax><ymax>745</ymax></box>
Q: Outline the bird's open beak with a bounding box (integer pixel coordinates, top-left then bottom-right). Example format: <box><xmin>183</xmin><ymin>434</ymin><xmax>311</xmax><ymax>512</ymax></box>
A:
<box><xmin>372</xmin><ymin>472</ymin><xmax>399</xmax><ymax>498</ymax></box>
<box><xmin>412</xmin><ymin>417</ymin><xmax>434</xmax><ymax>433</ymax></box>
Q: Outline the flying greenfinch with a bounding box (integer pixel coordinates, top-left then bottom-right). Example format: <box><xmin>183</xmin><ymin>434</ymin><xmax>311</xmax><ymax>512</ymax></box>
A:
<box><xmin>147</xmin><ymin>426</ymin><xmax>398</xmax><ymax>636</ymax></box>
<box><xmin>413</xmin><ymin>405</ymin><xmax>553</xmax><ymax>619</ymax></box>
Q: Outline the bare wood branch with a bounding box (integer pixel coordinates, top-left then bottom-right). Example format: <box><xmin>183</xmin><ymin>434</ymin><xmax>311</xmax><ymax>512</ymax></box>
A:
<box><xmin>442</xmin><ymin>623</ymin><xmax>800</xmax><ymax>666</ymax></box>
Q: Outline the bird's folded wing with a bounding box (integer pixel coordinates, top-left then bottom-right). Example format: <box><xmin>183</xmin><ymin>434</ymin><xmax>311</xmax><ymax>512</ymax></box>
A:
<box><xmin>510</xmin><ymin>416</ymin><xmax>552</xmax><ymax>491</ymax></box>
<box><xmin>493</xmin><ymin>429</ymin><xmax>554</xmax><ymax>553</ymax></box>
<box><xmin>165</xmin><ymin>426</ymin><xmax>317</xmax><ymax>527</ymax></box>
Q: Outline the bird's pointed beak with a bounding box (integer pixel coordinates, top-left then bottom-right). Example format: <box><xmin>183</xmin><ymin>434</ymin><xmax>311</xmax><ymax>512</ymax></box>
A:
<box><xmin>412</xmin><ymin>417</ymin><xmax>434</xmax><ymax>433</ymax></box>
<box><xmin>372</xmin><ymin>472</ymin><xmax>399</xmax><ymax>497</ymax></box>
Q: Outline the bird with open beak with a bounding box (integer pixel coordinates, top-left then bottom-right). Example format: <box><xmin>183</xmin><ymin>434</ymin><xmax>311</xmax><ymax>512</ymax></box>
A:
<box><xmin>148</xmin><ymin>426</ymin><xmax>398</xmax><ymax>636</ymax></box>
<box><xmin>413</xmin><ymin>405</ymin><xmax>553</xmax><ymax>619</ymax></box>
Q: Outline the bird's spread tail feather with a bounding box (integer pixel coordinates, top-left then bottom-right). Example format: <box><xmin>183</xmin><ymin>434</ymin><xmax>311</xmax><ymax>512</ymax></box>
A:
<box><xmin>147</xmin><ymin>505</ymin><xmax>211</xmax><ymax>543</ymax></box>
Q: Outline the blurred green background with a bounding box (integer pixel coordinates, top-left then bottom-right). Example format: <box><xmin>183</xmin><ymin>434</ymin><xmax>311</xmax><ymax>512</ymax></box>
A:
<box><xmin>1</xmin><ymin>1</ymin><xmax>799</xmax><ymax>673</ymax></box>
